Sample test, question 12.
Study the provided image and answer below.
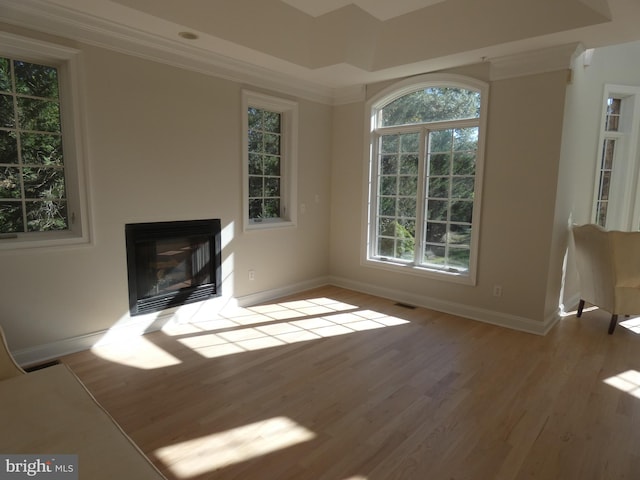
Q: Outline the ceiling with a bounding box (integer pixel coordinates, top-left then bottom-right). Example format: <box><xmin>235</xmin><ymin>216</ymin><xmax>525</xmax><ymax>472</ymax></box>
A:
<box><xmin>1</xmin><ymin>0</ymin><xmax>640</xmax><ymax>103</ymax></box>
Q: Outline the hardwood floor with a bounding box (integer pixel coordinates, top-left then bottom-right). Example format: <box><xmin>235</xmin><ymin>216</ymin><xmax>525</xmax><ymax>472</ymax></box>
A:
<box><xmin>62</xmin><ymin>286</ymin><xmax>640</xmax><ymax>480</ymax></box>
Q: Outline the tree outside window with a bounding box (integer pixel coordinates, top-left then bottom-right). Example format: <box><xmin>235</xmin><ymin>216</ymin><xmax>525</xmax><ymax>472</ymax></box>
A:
<box><xmin>366</xmin><ymin>75</ymin><xmax>488</xmax><ymax>283</ymax></box>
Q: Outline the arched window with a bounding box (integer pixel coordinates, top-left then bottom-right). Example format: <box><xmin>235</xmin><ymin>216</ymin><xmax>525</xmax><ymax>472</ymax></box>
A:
<box><xmin>365</xmin><ymin>74</ymin><xmax>488</xmax><ymax>284</ymax></box>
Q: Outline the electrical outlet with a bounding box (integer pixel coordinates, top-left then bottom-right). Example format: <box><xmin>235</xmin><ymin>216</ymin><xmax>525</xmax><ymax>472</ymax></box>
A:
<box><xmin>493</xmin><ymin>285</ymin><xmax>502</xmax><ymax>297</ymax></box>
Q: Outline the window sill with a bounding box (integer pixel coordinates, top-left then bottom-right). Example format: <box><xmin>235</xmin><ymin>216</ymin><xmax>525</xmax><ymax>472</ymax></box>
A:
<box><xmin>244</xmin><ymin>218</ymin><xmax>297</xmax><ymax>232</ymax></box>
<box><xmin>363</xmin><ymin>257</ymin><xmax>475</xmax><ymax>285</ymax></box>
<box><xmin>0</xmin><ymin>230</ymin><xmax>91</xmax><ymax>252</ymax></box>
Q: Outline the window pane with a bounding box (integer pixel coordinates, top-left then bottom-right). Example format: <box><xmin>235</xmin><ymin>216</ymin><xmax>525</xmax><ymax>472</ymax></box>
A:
<box><xmin>249</xmin><ymin>176</ymin><xmax>263</xmax><ymax>197</ymax></box>
<box><xmin>22</xmin><ymin>167</ymin><xmax>66</xmax><ymax>199</ymax></box>
<box><xmin>381</xmin><ymin>155</ymin><xmax>398</xmax><ymax>175</ymax></box>
<box><xmin>380</xmin><ymin>135</ymin><xmax>398</xmax><ymax>154</ymax></box>
<box><xmin>380</xmin><ymin>176</ymin><xmax>397</xmax><ymax>196</ymax></box>
<box><xmin>17</xmin><ymin>97</ymin><xmax>61</xmax><ymax>132</ymax></box>
<box><xmin>264</xmin><ymin>177</ymin><xmax>280</xmax><ymax>197</ymax></box>
<box><xmin>424</xmin><ymin>243</ymin><xmax>445</xmax><ymax>264</ymax></box>
<box><xmin>0</xmin><ymin>55</ymin><xmax>71</xmax><ymax>236</ymax></box>
<box><xmin>247</xmin><ymin>105</ymin><xmax>285</xmax><ymax>222</ymax></box>
<box><xmin>430</xmin><ymin>129</ymin><xmax>453</xmax><ymax>152</ymax></box>
<box><xmin>449</xmin><ymin>224</ymin><xmax>471</xmax><ymax>246</ymax></box>
<box><xmin>398</xmin><ymin>197</ymin><xmax>416</xmax><ymax>218</ymax></box>
<box><xmin>263</xmin><ymin>111</ymin><xmax>280</xmax><ymax>133</ymax></box>
<box><xmin>381</xmin><ymin>87</ymin><xmax>480</xmax><ymax>126</ymax></box>
<box><xmin>448</xmin><ymin>247</ymin><xmax>470</xmax><ymax>269</ymax></box>
<box><xmin>601</xmin><ymin>139</ymin><xmax>615</xmax><ymax>170</ymax></box>
<box><xmin>429</xmin><ymin>153</ymin><xmax>450</xmax><ymax>176</ymax></box>
<box><xmin>0</xmin><ymin>94</ymin><xmax>15</xmax><ymax>128</ymax></box>
<box><xmin>0</xmin><ymin>58</ymin><xmax>9</xmax><ymax>93</ymax></box>
<box><xmin>378</xmin><ymin>237</ymin><xmax>395</xmax><ymax>257</ymax></box>
<box><xmin>398</xmin><ymin>176</ymin><xmax>417</xmax><ymax>196</ymax></box>
<box><xmin>263</xmin><ymin>199</ymin><xmax>280</xmax><ymax>218</ymax></box>
<box><xmin>452</xmin><ymin>178</ymin><xmax>474</xmax><ymax>199</ymax></box>
<box><xmin>0</xmin><ymin>201</ymin><xmax>23</xmax><ymax>233</ymax></box>
<box><xmin>249</xmin><ymin>199</ymin><xmax>262</xmax><ymax>219</ymax></box>
<box><xmin>454</xmin><ymin>127</ymin><xmax>478</xmax><ymax>150</ymax></box>
<box><xmin>451</xmin><ymin>200</ymin><xmax>473</xmax><ymax>223</ymax></box>
<box><xmin>427</xmin><ymin>199</ymin><xmax>448</xmax><ymax>221</ymax></box>
<box><xmin>25</xmin><ymin>200</ymin><xmax>67</xmax><ymax>231</ymax></box>
<box><xmin>605</xmin><ymin>97</ymin><xmax>621</xmax><ymax>131</ymax></box>
<box><xmin>14</xmin><ymin>61</ymin><xmax>59</xmax><ymax>98</ymax></box>
<box><xmin>379</xmin><ymin>197</ymin><xmax>395</xmax><ymax>216</ymax></box>
<box><xmin>248</xmin><ymin>153</ymin><xmax>262</xmax><ymax>175</ymax></box>
<box><xmin>400</xmin><ymin>154</ymin><xmax>418</xmax><ymax>175</ymax></box>
<box><xmin>598</xmin><ymin>171</ymin><xmax>611</xmax><ymax>201</ymax></box>
<box><xmin>0</xmin><ymin>130</ymin><xmax>18</xmax><ymax>164</ymax></box>
<box><xmin>21</xmin><ymin>133</ymin><xmax>64</xmax><ymax>165</ymax></box>
<box><xmin>248</xmin><ymin>130</ymin><xmax>263</xmax><ymax>152</ymax></box>
<box><xmin>264</xmin><ymin>133</ymin><xmax>280</xmax><ymax>155</ymax></box>
<box><xmin>428</xmin><ymin>177</ymin><xmax>449</xmax><ymax>198</ymax></box>
<box><xmin>426</xmin><ymin>222</ymin><xmax>446</xmax><ymax>244</ymax></box>
<box><xmin>371</xmin><ymin>79</ymin><xmax>483</xmax><ymax>275</ymax></box>
<box><xmin>453</xmin><ymin>152</ymin><xmax>475</xmax><ymax>175</ymax></box>
<box><xmin>264</xmin><ymin>155</ymin><xmax>280</xmax><ymax>176</ymax></box>
<box><xmin>378</xmin><ymin>217</ymin><xmax>395</xmax><ymax>236</ymax></box>
<box><xmin>0</xmin><ymin>167</ymin><xmax>21</xmax><ymax>198</ymax></box>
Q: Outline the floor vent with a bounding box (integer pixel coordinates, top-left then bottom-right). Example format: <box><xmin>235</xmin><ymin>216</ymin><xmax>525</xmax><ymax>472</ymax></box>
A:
<box><xmin>394</xmin><ymin>302</ymin><xmax>417</xmax><ymax>310</ymax></box>
<box><xmin>24</xmin><ymin>359</ymin><xmax>61</xmax><ymax>372</ymax></box>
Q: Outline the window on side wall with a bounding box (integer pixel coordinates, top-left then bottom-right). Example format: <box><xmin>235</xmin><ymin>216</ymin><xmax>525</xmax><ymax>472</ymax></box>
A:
<box><xmin>364</xmin><ymin>74</ymin><xmax>489</xmax><ymax>285</ymax></box>
<box><xmin>0</xmin><ymin>32</ymin><xmax>89</xmax><ymax>249</ymax></box>
<box><xmin>592</xmin><ymin>85</ymin><xmax>640</xmax><ymax>230</ymax></box>
<box><xmin>242</xmin><ymin>90</ymin><xmax>298</xmax><ymax>231</ymax></box>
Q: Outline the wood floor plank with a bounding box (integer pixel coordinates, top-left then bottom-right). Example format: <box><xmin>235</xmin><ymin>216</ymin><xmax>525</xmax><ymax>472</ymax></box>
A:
<box><xmin>61</xmin><ymin>286</ymin><xmax>640</xmax><ymax>479</ymax></box>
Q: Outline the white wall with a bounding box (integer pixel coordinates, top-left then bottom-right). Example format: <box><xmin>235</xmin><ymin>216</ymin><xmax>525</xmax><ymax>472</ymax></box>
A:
<box><xmin>0</xmin><ymin>31</ymin><xmax>332</xmax><ymax>360</ymax></box>
<box><xmin>557</xmin><ymin>40</ymin><xmax>640</xmax><ymax>311</ymax></box>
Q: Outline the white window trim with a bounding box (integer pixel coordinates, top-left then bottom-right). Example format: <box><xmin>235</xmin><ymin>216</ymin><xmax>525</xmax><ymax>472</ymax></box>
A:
<box><xmin>361</xmin><ymin>73</ymin><xmax>489</xmax><ymax>285</ymax></box>
<box><xmin>0</xmin><ymin>32</ymin><xmax>91</xmax><ymax>251</ymax></box>
<box><xmin>241</xmin><ymin>90</ymin><xmax>298</xmax><ymax>232</ymax></box>
<box><xmin>591</xmin><ymin>84</ymin><xmax>640</xmax><ymax>230</ymax></box>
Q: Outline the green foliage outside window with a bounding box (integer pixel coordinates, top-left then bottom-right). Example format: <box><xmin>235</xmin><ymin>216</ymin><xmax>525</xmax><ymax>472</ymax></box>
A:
<box><xmin>247</xmin><ymin>107</ymin><xmax>282</xmax><ymax>221</ymax></box>
<box><xmin>0</xmin><ymin>57</ymin><xmax>67</xmax><ymax>234</ymax></box>
<box><xmin>374</xmin><ymin>86</ymin><xmax>481</xmax><ymax>272</ymax></box>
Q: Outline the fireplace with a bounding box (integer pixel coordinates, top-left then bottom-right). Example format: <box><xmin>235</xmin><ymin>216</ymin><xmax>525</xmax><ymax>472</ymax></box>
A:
<box><xmin>125</xmin><ymin>219</ymin><xmax>222</xmax><ymax>316</ymax></box>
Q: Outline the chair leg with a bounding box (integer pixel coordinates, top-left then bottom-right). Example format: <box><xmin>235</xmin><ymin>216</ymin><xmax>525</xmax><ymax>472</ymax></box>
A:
<box><xmin>577</xmin><ymin>299</ymin><xmax>585</xmax><ymax>317</ymax></box>
<box><xmin>608</xmin><ymin>314</ymin><xmax>618</xmax><ymax>335</ymax></box>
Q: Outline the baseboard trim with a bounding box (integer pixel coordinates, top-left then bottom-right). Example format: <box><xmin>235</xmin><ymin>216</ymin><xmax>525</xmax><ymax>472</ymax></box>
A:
<box><xmin>234</xmin><ymin>276</ymin><xmax>332</xmax><ymax>307</ymax></box>
<box><xmin>329</xmin><ymin>275</ymin><xmax>558</xmax><ymax>336</ymax></box>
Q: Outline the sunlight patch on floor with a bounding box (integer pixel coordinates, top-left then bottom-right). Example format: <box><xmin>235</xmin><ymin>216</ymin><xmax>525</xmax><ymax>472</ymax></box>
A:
<box><xmin>90</xmin><ymin>336</ymin><xmax>182</xmax><ymax>369</ymax></box>
<box><xmin>603</xmin><ymin>370</ymin><xmax>640</xmax><ymax>399</ymax></box>
<box><xmin>154</xmin><ymin>416</ymin><xmax>315</xmax><ymax>478</ymax></box>
<box><xmin>619</xmin><ymin>316</ymin><xmax>640</xmax><ymax>334</ymax></box>
<box><xmin>172</xmin><ymin>297</ymin><xmax>410</xmax><ymax>359</ymax></box>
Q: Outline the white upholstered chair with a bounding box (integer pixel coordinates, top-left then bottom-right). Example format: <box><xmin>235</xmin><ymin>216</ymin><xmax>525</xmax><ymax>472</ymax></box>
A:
<box><xmin>572</xmin><ymin>223</ymin><xmax>640</xmax><ymax>334</ymax></box>
<box><xmin>0</xmin><ymin>326</ymin><xmax>25</xmax><ymax>380</ymax></box>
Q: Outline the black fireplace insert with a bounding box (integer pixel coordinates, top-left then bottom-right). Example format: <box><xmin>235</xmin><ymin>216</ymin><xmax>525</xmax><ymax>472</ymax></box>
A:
<box><xmin>125</xmin><ymin>219</ymin><xmax>222</xmax><ymax>316</ymax></box>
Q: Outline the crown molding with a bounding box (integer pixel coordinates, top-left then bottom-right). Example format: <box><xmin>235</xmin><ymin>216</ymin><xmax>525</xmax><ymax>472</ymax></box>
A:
<box><xmin>490</xmin><ymin>42</ymin><xmax>584</xmax><ymax>81</ymax></box>
<box><xmin>0</xmin><ymin>0</ymin><xmax>350</xmax><ymax>104</ymax></box>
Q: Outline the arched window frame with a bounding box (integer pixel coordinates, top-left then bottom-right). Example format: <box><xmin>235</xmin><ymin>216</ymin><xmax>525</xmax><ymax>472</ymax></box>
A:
<box><xmin>362</xmin><ymin>73</ymin><xmax>489</xmax><ymax>285</ymax></box>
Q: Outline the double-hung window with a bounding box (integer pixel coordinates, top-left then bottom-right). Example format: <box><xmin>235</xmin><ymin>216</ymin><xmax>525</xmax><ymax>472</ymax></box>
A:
<box><xmin>365</xmin><ymin>74</ymin><xmax>488</xmax><ymax>284</ymax></box>
<box><xmin>242</xmin><ymin>90</ymin><xmax>298</xmax><ymax>231</ymax></box>
<box><xmin>0</xmin><ymin>32</ymin><xmax>89</xmax><ymax>249</ymax></box>
<box><xmin>592</xmin><ymin>85</ymin><xmax>640</xmax><ymax>230</ymax></box>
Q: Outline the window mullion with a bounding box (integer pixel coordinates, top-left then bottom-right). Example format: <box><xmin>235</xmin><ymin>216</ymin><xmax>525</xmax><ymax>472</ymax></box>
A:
<box><xmin>414</xmin><ymin>128</ymin><xmax>428</xmax><ymax>266</ymax></box>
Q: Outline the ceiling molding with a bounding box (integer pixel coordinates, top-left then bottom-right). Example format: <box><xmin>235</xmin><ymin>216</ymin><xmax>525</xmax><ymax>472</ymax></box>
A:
<box><xmin>0</xmin><ymin>0</ymin><xmax>344</xmax><ymax>104</ymax></box>
<box><xmin>489</xmin><ymin>43</ymin><xmax>584</xmax><ymax>81</ymax></box>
